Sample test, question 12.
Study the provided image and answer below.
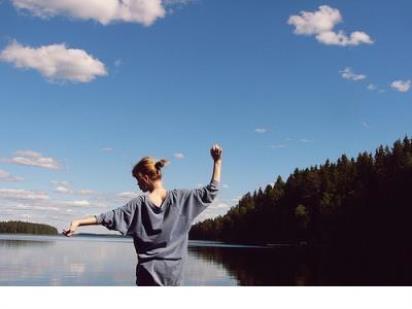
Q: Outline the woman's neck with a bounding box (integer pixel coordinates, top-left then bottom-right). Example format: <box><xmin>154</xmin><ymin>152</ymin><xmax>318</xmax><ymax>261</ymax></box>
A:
<box><xmin>150</xmin><ymin>181</ymin><xmax>167</xmax><ymax>196</ymax></box>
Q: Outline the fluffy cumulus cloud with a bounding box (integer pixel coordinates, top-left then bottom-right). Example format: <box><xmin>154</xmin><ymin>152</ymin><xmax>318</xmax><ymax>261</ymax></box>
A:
<box><xmin>11</xmin><ymin>0</ymin><xmax>166</xmax><ymax>26</ymax></box>
<box><xmin>288</xmin><ymin>5</ymin><xmax>342</xmax><ymax>35</ymax></box>
<box><xmin>340</xmin><ymin>67</ymin><xmax>366</xmax><ymax>81</ymax></box>
<box><xmin>390</xmin><ymin>80</ymin><xmax>411</xmax><ymax>93</ymax></box>
<box><xmin>0</xmin><ymin>41</ymin><xmax>107</xmax><ymax>83</ymax></box>
<box><xmin>4</xmin><ymin>150</ymin><xmax>61</xmax><ymax>170</ymax></box>
<box><xmin>288</xmin><ymin>5</ymin><xmax>373</xmax><ymax>46</ymax></box>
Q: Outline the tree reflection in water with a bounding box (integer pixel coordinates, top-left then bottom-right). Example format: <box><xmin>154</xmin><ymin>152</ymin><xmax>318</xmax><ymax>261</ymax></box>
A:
<box><xmin>188</xmin><ymin>245</ymin><xmax>315</xmax><ymax>285</ymax></box>
<box><xmin>188</xmin><ymin>244</ymin><xmax>412</xmax><ymax>285</ymax></box>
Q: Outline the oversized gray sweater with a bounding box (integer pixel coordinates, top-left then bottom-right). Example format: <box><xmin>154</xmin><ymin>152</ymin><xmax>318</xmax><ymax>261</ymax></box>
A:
<box><xmin>95</xmin><ymin>179</ymin><xmax>219</xmax><ymax>286</ymax></box>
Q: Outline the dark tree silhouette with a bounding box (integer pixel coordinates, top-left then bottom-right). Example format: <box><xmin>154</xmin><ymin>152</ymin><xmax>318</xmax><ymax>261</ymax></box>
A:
<box><xmin>0</xmin><ymin>221</ymin><xmax>58</xmax><ymax>235</ymax></box>
<box><xmin>190</xmin><ymin>136</ymin><xmax>412</xmax><ymax>247</ymax></box>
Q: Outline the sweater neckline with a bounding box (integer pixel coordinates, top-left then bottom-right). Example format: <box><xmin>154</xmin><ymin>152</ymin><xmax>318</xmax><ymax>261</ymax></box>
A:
<box><xmin>145</xmin><ymin>190</ymin><xmax>170</xmax><ymax>211</ymax></box>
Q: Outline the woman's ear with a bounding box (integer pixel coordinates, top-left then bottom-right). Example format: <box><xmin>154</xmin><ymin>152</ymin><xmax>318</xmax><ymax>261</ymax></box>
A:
<box><xmin>143</xmin><ymin>175</ymin><xmax>152</xmax><ymax>188</ymax></box>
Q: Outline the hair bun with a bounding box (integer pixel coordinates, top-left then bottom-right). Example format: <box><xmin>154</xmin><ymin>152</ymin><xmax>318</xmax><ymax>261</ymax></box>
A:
<box><xmin>155</xmin><ymin>159</ymin><xmax>169</xmax><ymax>170</ymax></box>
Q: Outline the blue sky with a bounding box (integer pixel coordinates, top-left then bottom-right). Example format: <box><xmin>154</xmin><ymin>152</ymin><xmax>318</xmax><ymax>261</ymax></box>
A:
<box><xmin>0</xmin><ymin>0</ymin><xmax>411</xmax><ymax>233</ymax></box>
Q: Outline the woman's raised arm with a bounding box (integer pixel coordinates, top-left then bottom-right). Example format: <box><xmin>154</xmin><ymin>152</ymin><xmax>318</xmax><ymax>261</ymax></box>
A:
<box><xmin>210</xmin><ymin>144</ymin><xmax>222</xmax><ymax>184</ymax></box>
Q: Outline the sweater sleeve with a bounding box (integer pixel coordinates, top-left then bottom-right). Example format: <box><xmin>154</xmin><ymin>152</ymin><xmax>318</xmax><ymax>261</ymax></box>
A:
<box><xmin>177</xmin><ymin>179</ymin><xmax>220</xmax><ymax>222</ymax></box>
<box><xmin>95</xmin><ymin>198</ymin><xmax>139</xmax><ymax>236</ymax></box>
<box><xmin>192</xmin><ymin>179</ymin><xmax>220</xmax><ymax>206</ymax></box>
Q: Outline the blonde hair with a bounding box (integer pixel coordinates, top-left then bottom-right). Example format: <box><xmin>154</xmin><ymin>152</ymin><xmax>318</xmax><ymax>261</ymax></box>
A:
<box><xmin>132</xmin><ymin>156</ymin><xmax>169</xmax><ymax>181</ymax></box>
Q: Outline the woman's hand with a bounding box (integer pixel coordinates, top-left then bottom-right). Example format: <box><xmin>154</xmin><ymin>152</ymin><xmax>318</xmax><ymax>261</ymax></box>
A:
<box><xmin>63</xmin><ymin>220</ymin><xmax>79</xmax><ymax>237</ymax></box>
<box><xmin>210</xmin><ymin>144</ymin><xmax>223</xmax><ymax>162</ymax></box>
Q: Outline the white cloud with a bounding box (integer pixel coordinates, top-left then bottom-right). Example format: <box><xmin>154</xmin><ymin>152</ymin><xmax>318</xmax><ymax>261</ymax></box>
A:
<box><xmin>15</xmin><ymin>204</ymin><xmax>59</xmax><ymax>211</ymax></box>
<box><xmin>0</xmin><ymin>187</ymin><xmax>130</xmax><ymax>233</ymax></box>
<box><xmin>59</xmin><ymin>200</ymin><xmax>91</xmax><ymax>207</ymax></box>
<box><xmin>299</xmin><ymin>138</ymin><xmax>313</xmax><ymax>143</ymax></box>
<box><xmin>0</xmin><ymin>169</ymin><xmax>24</xmax><ymax>182</ymax></box>
<box><xmin>11</xmin><ymin>0</ymin><xmax>166</xmax><ymax>26</ymax></box>
<box><xmin>288</xmin><ymin>5</ymin><xmax>342</xmax><ymax>35</ymax></box>
<box><xmin>340</xmin><ymin>67</ymin><xmax>366</xmax><ymax>81</ymax></box>
<box><xmin>55</xmin><ymin>185</ymin><xmax>70</xmax><ymax>193</ymax></box>
<box><xmin>316</xmin><ymin>30</ymin><xmax>373</xmax><ymax>46</ymax></box>
<box><xmin>0</xmin><ymin>40</ymin><xmax>107</xmax><ymax>83</ymax></box>
<box><xmin>288</xmin><ymin>5</ymin><xmax>373</xmax><ymax>47</ymax></box>
<box><xmin>193</xmin><ymin>201</ymin><xmax>232</xmax><ymax>224</ymax></box>
<box><xmin>117</xmin><ymin>191</ymin><xmax>138</xmax><ymax>199</ymax></box>
<box><xmin>222</xmin><ymin>184</ymin><xmax>229</xmax><ymax>189</ymax></box>
<box><xmin>5</xmin><ymin>150</ymin><xmax>61</xmax><ymax>170</ymax></box>
<box><xmin>101</xmin><ymin>147</ymin><xmax>113</xmax><ymax>152</ymax></box>
<box><xmin>390</xmin><ymin>80</ymin><xmax>411</xmax><ymax>93</ymax></box>
<box><xmin>51</xmin><ymin>181</ymin><xmax>96</xmax><ymax>196</ymax></box>
<box><xmin>173</xmin><ymin>153</ymin><xmax>185</xmax><ymax>159</ymax></box>
<box><xmin>52</xmin><ymin>181</ymin><xmax>72</xmax><ymax>194</ymax></box>
<box><xmin>0</xmin><ymin>188</ymin><xmax>49</xmax><ymax>201</ymax></box>
<box><xmin>255</xmin><ymin>128</ymin><xmax>267</xmax><ymax>134</ymax></box>
<box><xmin>231</xmin><ymin>195</ymin><xmax>242</xmax><ymax>203</ymax></box>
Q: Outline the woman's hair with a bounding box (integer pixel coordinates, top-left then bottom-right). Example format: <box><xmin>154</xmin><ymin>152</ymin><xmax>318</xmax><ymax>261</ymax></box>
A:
<box><xmin>132</xmin><ymin>156</ymin><xmax>169</xmax><ymax>181</ymax></box>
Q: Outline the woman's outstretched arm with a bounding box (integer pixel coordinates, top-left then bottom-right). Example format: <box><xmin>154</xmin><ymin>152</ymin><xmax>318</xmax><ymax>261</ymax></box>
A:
<box><xmin>63</xmin><ymin>216</ymin><xmax>98</xmax><ymax>237</ymax></box>
<box><xmin>64</xmin><ymin>192</ymin><xmax>139</xmax><ymax>237</ymax></box>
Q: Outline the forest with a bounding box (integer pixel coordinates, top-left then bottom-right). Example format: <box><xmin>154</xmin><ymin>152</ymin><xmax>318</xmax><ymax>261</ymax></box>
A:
<box><xmin>190</xmin><ymin>136</ymin><xmax>412</xmax><ymax>248</ymax></box>
<box><xmin>0</xmin><ymin>221</ymin><xmax>58</xmax><ymax>235</ymax></box>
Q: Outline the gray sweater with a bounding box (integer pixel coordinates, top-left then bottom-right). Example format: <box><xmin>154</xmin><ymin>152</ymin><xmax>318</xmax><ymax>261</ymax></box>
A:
<box><xmin>95</xmin><ymin>179</ymin><xmax>219</xmax><ymax>286</ymax></box>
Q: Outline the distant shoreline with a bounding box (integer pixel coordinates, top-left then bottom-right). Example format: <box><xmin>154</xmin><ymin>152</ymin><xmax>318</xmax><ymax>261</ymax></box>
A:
<box><xmin>0</xmin><ymin>233</ymin><xmax>300</xmax><ymax>249</ymax></box>
<box><xmin>0</xmin><ymin>221</ymin><xmax>58</xmax><ymax>235</ymax></box>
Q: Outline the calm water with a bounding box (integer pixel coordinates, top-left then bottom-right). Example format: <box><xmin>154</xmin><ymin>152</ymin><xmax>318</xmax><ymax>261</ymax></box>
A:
<box><xmin>1</xmin><ymin>234</ymin><xmax>411</xmax><ymax>285</ymax></box>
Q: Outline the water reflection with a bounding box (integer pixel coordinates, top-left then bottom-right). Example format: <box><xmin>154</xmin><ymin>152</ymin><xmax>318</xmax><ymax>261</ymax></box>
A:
<box><xmin>189</xmin><ymin>245</ymin><xmax>314</xmax><ymax>285</ymax></box>
<box><xmin>0</xmin><ymin>235</ymin><xmax>137</xmax><ymax>286</ymax></box>
<box><xmin>1</xmin><ymin>235</ymin><xmax>411</xmax><ymax>285</ymax></box>
<box><xmin>0</xmin><ymin>239</ymin><xmax>52</xmax><ymax>248</ymax></box>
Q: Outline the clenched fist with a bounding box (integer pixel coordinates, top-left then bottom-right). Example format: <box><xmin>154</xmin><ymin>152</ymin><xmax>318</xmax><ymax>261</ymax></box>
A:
<box><xmin>210</xmin><ymin>144</ymin><xmax>223</xmax><ymax>162</ymax></box>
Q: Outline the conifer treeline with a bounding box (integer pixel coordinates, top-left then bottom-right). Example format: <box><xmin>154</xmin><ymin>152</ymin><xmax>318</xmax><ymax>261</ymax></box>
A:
<box><xmin>190</xmin><ymin>137</ymin><xmax>412</xmax><ymax>245</ymax></box>
<box><xmin>0</xmin><ymin>221</ymin><xmax>58</xmax><ymax>235</ymax></box>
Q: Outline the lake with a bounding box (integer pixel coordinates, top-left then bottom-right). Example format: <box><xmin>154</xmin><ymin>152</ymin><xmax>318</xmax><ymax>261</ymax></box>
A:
<box><xmin>0</xmin><ymin>234</ymin><xmax>411</xmax><ymax>285</ymax></box>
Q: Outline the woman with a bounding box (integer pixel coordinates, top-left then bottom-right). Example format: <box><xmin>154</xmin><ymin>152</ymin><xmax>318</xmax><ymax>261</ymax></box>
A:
<box><xmin>63</xmin><ymin>144</ymin><xmax>222</xmax><ymax>286</ymax></box>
